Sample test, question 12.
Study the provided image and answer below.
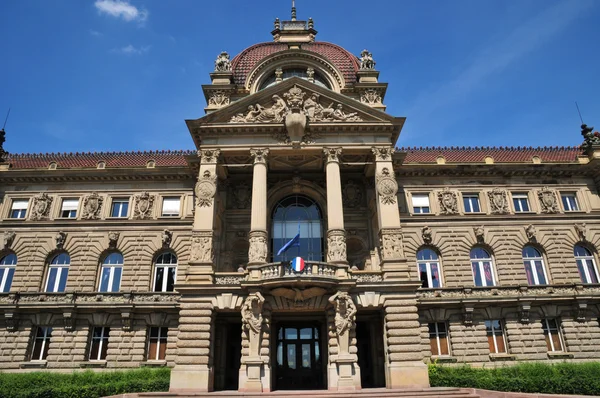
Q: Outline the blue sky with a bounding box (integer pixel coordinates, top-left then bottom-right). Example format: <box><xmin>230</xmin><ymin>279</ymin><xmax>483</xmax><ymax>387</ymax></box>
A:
<box><xmin>1</xmin><ymin>0</ymin><xmax>599</xmax><ymax>154</ymax></box>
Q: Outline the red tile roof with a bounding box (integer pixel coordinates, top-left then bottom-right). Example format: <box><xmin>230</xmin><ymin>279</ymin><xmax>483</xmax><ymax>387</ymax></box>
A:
<box><xmin>399</xmin><ymin>147</ymin><xmax>584</xmax><ymax>164</ymax></box>
<box><xmin>230</xmin><ymin>41</ymin><xmax>359</xmax><ymax>86</ymax></box>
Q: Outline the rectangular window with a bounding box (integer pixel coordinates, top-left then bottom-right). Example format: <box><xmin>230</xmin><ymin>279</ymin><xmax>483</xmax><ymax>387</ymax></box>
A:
<box><xmin>46</xmin><ymin>265</ymin><xmax>69</xmax><ymax>293</ymax></box>
<box><xmin>10</xmin><ymin>199</ymin><xmax>29</xmax><ymax>219</ymax></box>
<box><xmin>428</xmin><ymin>322</ymin><xmax>450</xmax><ymax>356</ymax></box>
<box><xmin>147</xmin><ymin>327</ymin><xmax>168</xmax><ymax>360</ymax></box>
<box><xmin>485</xmin><ymin>320</ymin><xmax>507</xmax><ymax>354</ymax></box>
<box><xmin>89</xmin><ymin>327</ymin><xmax>110</xmax><ymax>361</ymax></box>
<box><xmin>0</xmin><ymin>266</ymin><xmax>16</xmax><ymax>293</ymax></box>
<box><xmin>472</xmin><ymin>261</ymin><xmax>496</xmax><ymax>287</ymax></box>
<box><xmin>542</xmin><ymin>319</ymin><xmax>564</xmax><ymax>352</ymax></box>
<box><xmin>31</xmin><ymin>327</ymin><xmax>52</xmax><ymax>361</ymax></box>
<box><xmin>99</xmin><ymin>266</ymin><xmax>122</xmax><ymax>293</ymax></box>
<box><xmin>60</xmin><ymin>198</ymin><xmax>79</xmax><ymax>218</ymax></box>
<box><xmin>419</xmin><ymin>262</ymin><xmax>441</xmax><ymax>288</ymax></box>
<box><xmin>412</xmin><ymin>194</ymin><xmax>430</xmax><ymax>214</ymax></box>
<box><xmin>463</xmin><ymin>194</ymin><xmax>481</xmax><ymax>213</ymax></box>
<box><xmin>110</xmin><ymin>198</ymin><xmax>129</xmax><ymax>218</ymax></box>
<box><xmin>561</xmin><ymin>193</ymin><xmax>579</xmax><ymax>212</ymax></box>
<box><xmin>512</xmin><ymin>193</ymin><xmax>530</xmax><ymax>212</ymax></box>
<box><xmin>161</xmin><ymin>197</ymin><xmax>181</xmax><ymax>217</ymax></box>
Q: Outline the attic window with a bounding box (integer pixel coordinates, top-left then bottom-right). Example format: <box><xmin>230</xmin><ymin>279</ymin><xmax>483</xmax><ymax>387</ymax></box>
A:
<box><xmin>48</xmin><ymin>162</ymin><xmax>57</xmax><ymax>170</ymax></box>
<box><xmin>259</xmin><ymin>68</ymin><xmax>330</xmax><ymax>90</ymax></box>
<box><xmin>532</xmin><ymin>156</ymin><xmax>542</xmax><ymax>164</ymax></box>
<box><xmin>97</xmin><ymin>161</ymin><xmax>106</xmax><ymax>169</ymax></box>
<box><xmin>147</xmin><ymin>160</ymin><xmax>156</xmax><ymax>168</ymax></box>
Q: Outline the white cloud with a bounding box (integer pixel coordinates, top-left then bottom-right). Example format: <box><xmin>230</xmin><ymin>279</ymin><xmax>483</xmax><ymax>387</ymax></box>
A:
<box><xmin>94</xmin><ymin>0</ymin><xmax>148</xmax><ymax>22</ymax></box>
<box><xmin>89</xmin><ymin>29</ymin><xmax>102</xmax><ymax>37</ymax></box>
<box><xmin>111</xmin><ymin>44</ymin><xmax>151</xmax><ymax>55</ymax></box>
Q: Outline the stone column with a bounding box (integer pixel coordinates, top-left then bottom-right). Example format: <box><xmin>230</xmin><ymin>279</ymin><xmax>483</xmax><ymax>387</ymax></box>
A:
<box><xmin>239</xmin><ymin>293</ymin><xmax>269</xmax><ymax>392</ymax></box>
<box><xmin>188</xmin><ymin>149</ymin><xmax>220</xmax><ymax>283</ymax></box>
<box><xmin>248</xmin><ymin>149</ymin><xmax>269</xmax><ymax>265</ymax></box>
<box><xmin>327</xmin><ymin>291</ymin><xmax>360</xmax><ymax>391</ymax></box>
<box><xmin>372</xmin><ymin>147</ymin><xmax>408</xmax><ymax>280</ymax></box>
<box><xmin>323</xmin><ymin>148</ymin><xmax>347</xmax><ymax>264</ymax></box>
<box><xmin>170</xmin><ymin>300</ymin><xmax>214</xmax><ymax>392</ymax></box>
<box><xmin>382</xmin><ymin>295</ymin><xmax>429</xmax><ymax>388</ymax></box>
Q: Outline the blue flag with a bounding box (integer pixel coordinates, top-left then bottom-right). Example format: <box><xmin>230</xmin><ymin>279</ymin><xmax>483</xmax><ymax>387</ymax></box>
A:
<box><xmin>277</xmin><ymin>225</ymin><xmax>301</xmax><ymax>256</ymax></box>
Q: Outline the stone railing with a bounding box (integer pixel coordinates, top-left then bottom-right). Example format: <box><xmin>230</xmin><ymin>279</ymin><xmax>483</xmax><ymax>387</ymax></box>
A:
<box><xmin>0</xmin><ymin>292</ymin><xmax>179</xmax><ymax>306</ymax></box>
<box><xmin>247</xmin><ymin>261</ymin><xmax>349</xmax><ymax>281</ymax></box>
<box><xmin>214</xmin><ymin>272</ymin><xmax>247</xmax><ymax>285</ymax></box>
<box><xmin>350</xmin><ymin>271</ymin><xmax>383</xmax><ymax>283</ymax></box>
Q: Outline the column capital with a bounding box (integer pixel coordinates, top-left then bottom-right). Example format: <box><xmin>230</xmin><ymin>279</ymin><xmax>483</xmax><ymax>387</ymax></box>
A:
<box><xmin>323</xmin><ymin>147</ymin><xmax>342</xmax><ymax>164</ymax></box>
<box><xmin>198</xmin><ymin>149</ymin><xmax>221</xmax><ymax>164</ymax></box>
<box><xmin>371</xmin><ymin>146</ymin><xmax>395</xmax><ymax>162</ymax></box>
<box><xmin>250</xmin><ymin>148</ymin><xmax>270</xmax><ymax>165</ymax></box>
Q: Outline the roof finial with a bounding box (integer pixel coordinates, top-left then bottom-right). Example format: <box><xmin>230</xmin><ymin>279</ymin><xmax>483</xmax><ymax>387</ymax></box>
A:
<box><xmin>291</xmin><ymin>0</ymin><xmax>297</xmax><ymax>21</ymax></box>
<box><xmin>0</xmin><ymin>108</ymin><xmax>10</xmax><ymax>163</ymax></box>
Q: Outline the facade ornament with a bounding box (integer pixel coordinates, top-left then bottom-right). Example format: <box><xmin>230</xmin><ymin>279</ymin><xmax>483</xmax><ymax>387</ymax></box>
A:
<box><xmin>63</xmin><ymin>312</ymin><xmax>75</xmax><ymax>332</ymax></box>
<box><xmin>581</xmin><ymin>124</ymin><xmax>600</xmax><ymax>149</ymax></box>
<box><xmin>360</xmin><ymin>88</ymin><xmax>383</xmax><ymax>105</ymax></box>
<box><xmin>250</xmin><ymin>148</ymin><xmax>269</xmax><ymax>164</ymax></box>
<box><xmin>108</xmin><ymin>231</ymin><xmax>120</xmax><ymax>248</ymax></box>
<box><xmin>327</xmin><ymin>230</ymin><xmax>347</xmax><ymax>263</ymax></box>
<box><xmin>81</xmin><ymin>192</ymin><xmax>103</xmax><ymax>220</ymax></box>
<box><xmin>271</xmin><ymin>287</ymin><xmax>327</xmax><ymax>306</ymax></box>
<box><xmin>55</xmin><ymin>231</ymin><xmax>67</xmax><ymax>249</ymax></box>
<box><xmin>199</xmin><ymin>149</ymin><xmax>221</xmax><ymax>164</ymax></box>
<box><xmin>306</xmin><ymin>67</ymin><xmax>315</xmax><ymax>82</ymax></box>
<box><xmin>232</xmin><ymin>183</ymin><xmax>251</xmax><ymax>209</ymax></box>
<box><xmin>359</xmin><ymin>49</ymin><xmax>376</xmax><ymax>70</ymax></box>
<box><xmin>30</xmin><ymin>192</ymin><xmax>53</xmax><ymax>221</ymax></box>
<box><xmin>437</xmin><ymin>187</ymin><xmax>459</xmax><ymax>215</ymax></box>
<box><xmin>214</xmin><ymin>51</ymin><xmax>231</xmax><ymax>72</ymax></box>
<box><xmin>274</xmin><ymin>18</ymin><xmax>280</xmax><ymax>30</ymax></box>
<box><xmin>162</xmin><ymin>229</ymin><xmax>172</xmax><ymax>247</ymax></box>
<box><xmin>207</xmin><ymin>90</ymin><xmax>231</xmax><ymax>107</ymax></box>
<box><xmin>0</xmin><ymin>128</ymin><xmax>6</xmax><ymax>163</ymax></box>
<box><xmin>487</xmin><ymin>188</ymin><xmax>509</xmax><ymax>214</ymax></box>
<box><xmin>248</xmin><ymin>231</ymin><xmax>268</xmax><ymax>264</ymax></box>
<box><xmin>284</xmin><ymin>85</ymin><xmax>308</xmax><ymax>142</ymax></box>
<box><xmin>342</xmin><ymin>180</ymin><xmax>363</xmax><ymax>208</ymax></box>
<box><xmin>376</xmin><ymin>167</ymin><xmax>398</xmax><ymax>205</ymax></box>
<box><xmin>275</xmin><ymin>67</ymin><xmax>283</xmax><ymax>83</ymax></box>
<box><xmin>371</xmin><ymin>146</ymin><xmax>394</xmax><ymax>161</ymax></box>
<box><xmin>474</xmin><ymin>226</ymin><xmax>485</xmax><ymax>243</ymax></box>
<box><xmin>525</xmin><ymin>224</ymin><xmax>537</xmax><ymax>242</ymax></box>
<box><xmin>329</xmin><ymin>291</ymin><xmax>357</xmax><ymax>336</ymax></box>
<box><xmin>463</xmin><ymin>306</ymin><xmax>474</xmax><ymax>326</ymax></box>
<box><xmin>241</xmin><ymin>293</ymin><xmax>266</xmax><ymax>357</ymax></box>
<box><xmin>577</xmin><ymin>302</ymin><xmax>588</xmax><ymax>322</ymax></box>
<box><xmin>190</xmin><ymin>232</ymin><xmax>213</xmax><ymax>263</ymax></box>
<box><xmin>292</xmin><ymin>175</ymin><xmax>302</xmax><ymax>193</ymax></box>
<box><xmin>4</xmin><ymin>313</ymin><xmax>17</xmax><ymax>332</ymax></box>
<box><xmin>538</xmin><ymin>186</ymin><xmax>559</xmax><ymax>214</ymax></box>
<box><xmin>380</xmin><ymin>228</ymin><xmax>404</xmax><ymax>259</ymax></box>
<box><xmin>575</xmin><ymin>223</ymin><xmax>587</xmax><ymax>241</ymax></box>
<box><xmin>519</xmin><ymin>303</ymin><xmax>531</xmax><ymax>324</ymax></box>
<box><xmin>3</xmin><ymin>231</ymin><xmax>15</xmax><ymax>249</ymax></box>
<box><xmin>121</xmin><ymin>312</ymin><xmax>132</xmax><ymax>332</ymax></box>
<box><xmin>422</xmin><ymin>226</ymin><xmax>432</xmax><ymax>244</ymax></box>
<box><xmin>133</xmin><ymin>191</ymin><xmax>155</xmax><ymax>220</ymax></box>
<box><xmin>195</xmin><ymin>170</ymin><xmax>217</xmax><ymax>207</ymax></box>
<box><xmin>323</xmin><ymin>147</ymin><xmax>342</xmax><ymax>163</ymax></box>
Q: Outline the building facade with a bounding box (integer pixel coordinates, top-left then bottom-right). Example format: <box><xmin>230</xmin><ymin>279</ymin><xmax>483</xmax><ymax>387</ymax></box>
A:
<box><xmin>2</xmin><ymin>8</ymin><xmax>600</xmax><ymax>394</ymax></box>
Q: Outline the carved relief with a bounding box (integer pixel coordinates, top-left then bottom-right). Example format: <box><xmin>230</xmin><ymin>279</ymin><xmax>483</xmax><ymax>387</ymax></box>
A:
<box><xmin>108</xmin><ymin>231</ymin><xmax>120</xmax><ymax>248</ymax></box>
<box><xmin>359</xmin><ymin>49</ymin><xmax>376</xmax><ymax>70</ymax></box>
<box><xmin>422</xmin><ymin>226</ymin><xmax>432</xmax><ymax>244</ymax></box>
<box><xmin>575</xmin><ymin>223</ymin><xmax>587</xmax><ymax>241</ymax></box>
<box><xmin>371</xmin><ymin>146</ymin><xmax>394</xmax><ymax>161</ymax></box>
<box><xmin>437</xmin><ymin>187</ymin><xmax>459</xmax><ymax>215</ymax></box>
<box><xmin>242</xmin><ymin>292</ymin><xmax>265</xmax><ymax>335</ymax></box>
<box><xmin>30</xmin><ymin>193</ymin><xmax>53</xmax><ymax>221</ymax></box>
<box><xmin>474</xmin><ymin>226</ymin><xmax>485</xmax><ymax>243</ymax></box>
<box><xmin>248</xmin><ymin>231</ymin><xmax>268</xmax><ymax>264</ymax></box>
<box><xmin>376</xmin><ymin>167</ymin><xmax>398</xmax><ymax>205</ymax></box>
<box><xmin>207</xmin><ymin>90</ymin><xmax>230</xmax><ymax>107</ymax></box>
<box><xmin>525</xmin><ymin>224</ymin><xmax>537</xmax><ymax>242</ymax></box>
<box><xmin>380</xmin><ymin>228</ymin><xmax>404</xmax><ymax>259</ymax></box>
<box><xmin>195</xmin><ymin>170</ymin><xmax>217</xmax><ymax>207</ymax></box>
<box><xmin>214</xmin><ymin>51</ymin><xmax>231</xmax><ymax>72</ymax></box>
<box><xmin>538</xmin><ymin>186</ymin><xmax>559</xmax><ymax>214</ymax></box>
<box><xmin>55</xmin><ymin>231</ymin><xmax>66</xmax><ymax>249</ymax></box>
<box><xmin>329</xmin><ymin>292</ymin><xmax>357</xmax><ymax>336</ymax></box>
<box><xmin>232</xmin><ymin>183</ymin><xmax>251</xmax><ymax>209</ymax></box>
<box><xmin>323</xmin><ymin>148</ymin><xmax>342</xmax><ymax>163</ymax></box>
<box><xmin>190</xmin><ymin>232</ymin><xmax>213</xmax><ymax>263</ymax></box>
<box><xmin>162</xmin><ymin>229</ymin><xmax>172</xmax><ymax>247</ymax></box>
<box><xmin>81</xmin><ymin>192</ymin><xmax>103</xmax><ymax>220</ymax></box>
<box><xmin>133</xmin><ymin>191</ymin><xmax>155</xmax><ymax>220</ymax></box>
<box><xmin>3</xmin><ymin>231</ymin><xmax>15</xmax><ymax>249</ymax></box>
<box><xmin>271</xmin><ymin>287</ymin><xmax>327</xmax><ymax>306</ymax></box>
<box><xmin>360</xmin><ymin>88</ymin><xmax>382</xmax><ymax>105</ymax></box>
<box><xmin>342</xmin><ymin>180</ymin><xmax>363</xmax><ymax>208</ymax></box>
<box><xmin>327</xmin><ymin>230</ymin><xmax>347</xmax><ymax>263</ymax></box>
<box><xmin>199</xmin><ymin>149</ymin><xmax>221</xmax><ymax>164</ymax></box>
<box><xmin>250</xmin><ymin>148</ymin><xmax>269</xmax><ymax>164</ymax></box>
<box><xmin>487</xmin><ymin>188</ymin><xmax>509</xmax><ymax>214</ymax></box>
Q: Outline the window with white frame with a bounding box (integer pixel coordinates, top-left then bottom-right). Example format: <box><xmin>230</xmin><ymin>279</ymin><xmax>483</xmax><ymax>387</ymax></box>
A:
<box><xmin>428</xmin><ymin>322</ymin><xmax>450</xmax><ymax>356</ymax></box>
<box><xmin>542</xmin><ymin>319</ymin><xmax>565</xmax><ymax>352</ymax></box>
<box><xmin>522</xmin><ymin>246</ymin><xmax>548</xmax><ymax>285</ymax></box>
<box><xmin>45</xmin><ymin>253</ymin><xmax>70</xmax><ymax>293</ymax></box>
<box><xmin>412</xmin><ymin>194</ymin><xmax>430</xmax><ymax>214</ymax></box>
<box><xmin>110</xmin><ymin>198</ymin><xmax>129</xmax><ymax>218</ymax></box>
<box><xmin>31</xmin><ymin>327</ymin><xmax>52</xmax><ymax>361</ymax></box>
<box><xmin>485</xmin><ymin>320</ymin><xmax>507</xmax><ymax>354</ymax></box>
<box><xmin>147</xmin><ymin>327</ymin><xmax>168</xmax><ymax>360</ymax></box>
<box><xmin>512</xmin><ymin>193</ymin><xmax>530</xmax><ymax>212</ymax></box>
<box><xmin>0</xmin><ymin>253</ymin><xmax>17</xmax><ymax>293</ymax></box>
<box><xmin>60</xmin><ymin>198</ymin><xmax>79</xmax><ymax>218</ymax></box>
<box><xmin>574</xmin><ymin>245</ymin><xmax>599</xmax><ymax>284</ymax></box>
<box><xmin>463</xmin><ymin>194</ymin><xmax>481</xmax><ymax>213</ymax></box>
<box><xmin>561</xmin><ymin>193</ymin><xmax>579</xmax><ymax>211</ymax></box>
<box><xmin>153</xmin><ymin>252</ymin><xmax>177</xmax><ymax>292</ymax></box>
<box><xmin>89</xmin><ymin>327</ymin><xmax>110</xmax><ymax>361</ymax></box>
<box><xmin>10</xmin><ymin>199</ymin><xmax>29</xmax><ymax>219</ymax></box>
<box><xmin>470</xmin><ymin>248</ymin><xmax>496</xmax><ymax>287</ymax></box>
<box><xmin>417</xmin><ymin>248</ymin><xmax>442</xmax><ymax>288</ymax></box>
<box><xmin>161</xmin><ymin>197</ymin><xmax>180</xmax><ymax>217</ymax></box>
<box><xmin>98</xmin><ymin>252</ymin><xmax>123</xmax><ymax>293</ymax></box>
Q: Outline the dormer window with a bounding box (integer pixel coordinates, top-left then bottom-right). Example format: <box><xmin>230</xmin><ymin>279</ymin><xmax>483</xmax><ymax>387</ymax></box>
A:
<box><xmin>259</xmin><ymin>68</ymin><xmax>330</xmax><ymax>90</ymax></box>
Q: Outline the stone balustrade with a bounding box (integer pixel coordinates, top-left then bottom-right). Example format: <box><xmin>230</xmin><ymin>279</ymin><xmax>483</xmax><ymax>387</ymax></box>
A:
<box><xmin>247</xmin><ymin>261</ymin><xmax>349</xmax><ymax>281</ymax></box>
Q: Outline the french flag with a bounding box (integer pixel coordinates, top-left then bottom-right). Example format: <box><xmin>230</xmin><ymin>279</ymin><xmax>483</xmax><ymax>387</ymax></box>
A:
<box><xmin>291</xmin><ymin>257</ymin><xmax>305</xmax><ymax>272</ymax></box>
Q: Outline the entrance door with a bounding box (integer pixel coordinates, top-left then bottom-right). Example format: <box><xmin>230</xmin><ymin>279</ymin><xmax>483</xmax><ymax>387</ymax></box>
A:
<box><xmin>274</xmin><ymin>323</ymin><xmax>324</xmax><ymax>390</ymax></box>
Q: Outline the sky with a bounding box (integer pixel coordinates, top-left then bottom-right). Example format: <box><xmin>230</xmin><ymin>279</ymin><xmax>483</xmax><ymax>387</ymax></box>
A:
<box><xmin>1</xmin><ymin>0</ymin><xmax>599</xmax><ymax>154</ymax></box>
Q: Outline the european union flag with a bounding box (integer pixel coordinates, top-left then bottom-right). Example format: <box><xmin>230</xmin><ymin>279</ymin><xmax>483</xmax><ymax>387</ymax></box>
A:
<box><xmin>277</xmin><ymin>225</ymin><xmax>301</xmax><ymax>256</ymax></box>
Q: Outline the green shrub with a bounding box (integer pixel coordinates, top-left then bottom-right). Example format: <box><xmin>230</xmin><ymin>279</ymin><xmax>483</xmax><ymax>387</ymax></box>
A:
<box><xmin>0</xmin><ymin>368</ymin><xmax>170</xmax><ymax>398</ymax></box>
<box><xmin>429</xmin><ymin>362</ymin><xmax>600</xmax><ymax>396</ymax></box>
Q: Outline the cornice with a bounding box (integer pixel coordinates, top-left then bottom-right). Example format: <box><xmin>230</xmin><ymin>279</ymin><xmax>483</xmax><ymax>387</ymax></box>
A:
<box><xmin>0</xmin><ymin>169</ymin><xmax>195</xmax><ymax>184</ymax></box>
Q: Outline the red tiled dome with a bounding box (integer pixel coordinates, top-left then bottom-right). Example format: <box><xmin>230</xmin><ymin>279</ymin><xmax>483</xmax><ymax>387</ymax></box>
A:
<box><xmin>231</xmin><ymin>41</ymin><xmax>360</xmax><ymax>86</ymax></box>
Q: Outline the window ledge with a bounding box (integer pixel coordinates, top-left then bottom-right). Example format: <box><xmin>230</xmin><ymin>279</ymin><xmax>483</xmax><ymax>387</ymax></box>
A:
<box><xmin>431</xmin><ymin>355</ymin><xmax>457</xmax><ymax>363</ymax></box>
<box><xmin>563</xmin><ymin>210</ymin><xmax>585</xmax><ymax>214</ymax></box>
<box><xmin>20</xmin><ymin>360</ymin><xmax>47</xmax><ymax>369</ymax></box>
<box><xmin>463</xmin><ymin>212</ymin><xmax>486</xmax><ymax>215</ymax></box>
<box><xmin>56</xmin><ymin>217</ymin><xmax>78</xmax><ymax>221</ymax></box>
<box><xmin>105</xmin><ymin>217</ymin><xmax>129</xmax><ymax>220</ymax></box>
<box><xmin>141</xmin><ymin>360</ymin><xmax>167</xmax><ymax>367</ymax></box>
<box><xmin>547</xmin><ymin>352</ymin><xmax>574</xmax><ymax>359</ymax></box>
<box><xmin>80</xmin><ymin>360</ymin><xmax>107</xmax><ymax>368</ymax></box>
<box><xmin>513</xmin><ymin>211</ymin><xmax>537</xmax><ymax>215</ymax></box>
<box><xmin>5</xmin><ymin>218</ymin><xmax>26</xmax><ymax>221</ymax></box>
<box><xmin>489</xmin><ymin>353</ymin><xmax>516</xmax><ymax>361</ymax></box>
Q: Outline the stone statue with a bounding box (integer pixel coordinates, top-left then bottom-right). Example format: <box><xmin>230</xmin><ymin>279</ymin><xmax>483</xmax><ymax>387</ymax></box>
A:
<box><xmin>0</xmin><ymin>128</ymin><xmax>6</xmax><ymax>163</ymax></box>
<box><xmin>108</xmin><ymin>231</ymin><xmax>120</xmax><ymax>248</ymax></box>
<box><xmin>474</xmin><ymin>226</ymin><xmax>485</xmax><ymax>243</ymax></box>
<box><xmin>3</xmin><ymin>231</ymin><xmax>15</xmax><ymax>249</ymax></box>
<box><xmin>214</xmin><ymin>51</ymin><xmax>231</xmax><ymax>72</ymax></box>
<box><xmin>55</xmin><ymin>231</ymin><xmax>67</xmax><ymax>249</ymax></box>
<box><xmin>422</xmin><ymin>226</ymin><xmax>432</xmax><ymax>244</ymax></box>
<box><xmin>575</xmin><ymin>223</ymin><xmax>587</xmax><ymax>241</ymax></box>
<box><xmin>241</xmin><ymin>293</ymin><xmax>265</xmax><ymax>335</ymax></box>
<box><xmin>162</xmin><ymin>229</ymin><xmax>172</xmax><ymax>247</ymax></box>
<box><xmin>329</xmin><ymin>291</ymin><xmax>357</xmax><ymax>336</ymax></box>
<box><xmin>525</xmin><ymin>224</ymin><xmax>536</xmax><ymax>242</ymax></box>
<box><xmin>581</xmin><ymin>124</ymin><xmax>600</xmax><ymax>148</ymax></box>
<box><xmin>359</xmin><ymin>49</ymin><xmax>376</xmax><ymax>70</ymax></box>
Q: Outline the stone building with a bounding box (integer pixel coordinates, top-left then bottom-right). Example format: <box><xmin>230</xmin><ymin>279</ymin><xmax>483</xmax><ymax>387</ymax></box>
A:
<box><xmin>1</xmin><ymin>5</ymin><xmax>600</xmax><ymax>394</ymax></box>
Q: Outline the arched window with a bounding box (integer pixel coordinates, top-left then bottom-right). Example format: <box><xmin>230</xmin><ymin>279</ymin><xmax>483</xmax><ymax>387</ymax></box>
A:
<box><xmin>46</xmin><ymin>253</ymin><xmax>70</xmax><ymax>293</ymax></box>
<box><xmin>272</xmin><ymin>195</ymin><xmax>323</xmax><ymax>262</ymax></box>
<box><xmin>154</xmin><ymin>252</ymin><xmax>177</xmax><ymax>292</ymax></box>
<box><xmin>470</xmin><ymin>248</ymin><xmax>496</xmax><ymax>287</ymax></box>
<box><xmin>575</xmin><ymin>245</ymin><xmax>599</xmax><ymax>284</ymax></box>
<box><xmin>522</xmin><ymin>246</ymin><xmax>548</xmax><ymax>285</ymax></box>
<box><xmin>259</xmin><ymin>68</ymin><xmax>331</xmax><ymax>90</ymax></box>
<box><xmin>0</xmin><ymin>253</ymin><xmax>17</xmax><ymax>293</ymax></box>
<box><xmin>99</xmin><ymin>252</ymin><xmax>123</xmax><ymax>293</ymax></box>
<box><xmin>417</xmin><ymin>248</ymin><xmax>441</xmax><ymax>288</ymax></box>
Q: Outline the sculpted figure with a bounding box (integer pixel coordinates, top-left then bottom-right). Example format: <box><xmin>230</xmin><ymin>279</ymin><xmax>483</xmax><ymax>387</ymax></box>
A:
<box><xmin>303</xmin><ymin>93</ymin><xmax>319</xmax><ymax>118</ymax></box>
<box><xmin>241</xmin><ymin>293</ymin><xmax>265</xmax><ymax>334</ymax></box>
<box><xmin>214</xmin><ymin>51</ymin><xmax>231</xmax><ymax>72</ymax></box>
<box><xmin>3</xmin><ymin>231</ymin><xmax>15</xmax><ymax>249</ymax></box>
<box><xmin>359</xmin><ymin>49</ymin><xmax>376</xmax><ymax>70</ymax></box>
<box><xmin>329</xmin><ymin>292</ymin><xmax>357</xmax><ymax>336</ymax></box>
<box><xmin>332</xmin><ymin>104</ymin><xmax>359</xmax><ymax>121</ymax></box>
<box><xmin>422</xmin><ymin>226</ymin><xmax>432</xmax><ymax>244</ymax></box>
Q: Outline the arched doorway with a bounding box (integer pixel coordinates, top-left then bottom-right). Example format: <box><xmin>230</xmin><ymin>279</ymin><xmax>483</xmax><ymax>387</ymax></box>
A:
<box><xmin>271</xmin><ymin>195</ymin><xmax>324</xmax><ymax>262</ymax></box>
